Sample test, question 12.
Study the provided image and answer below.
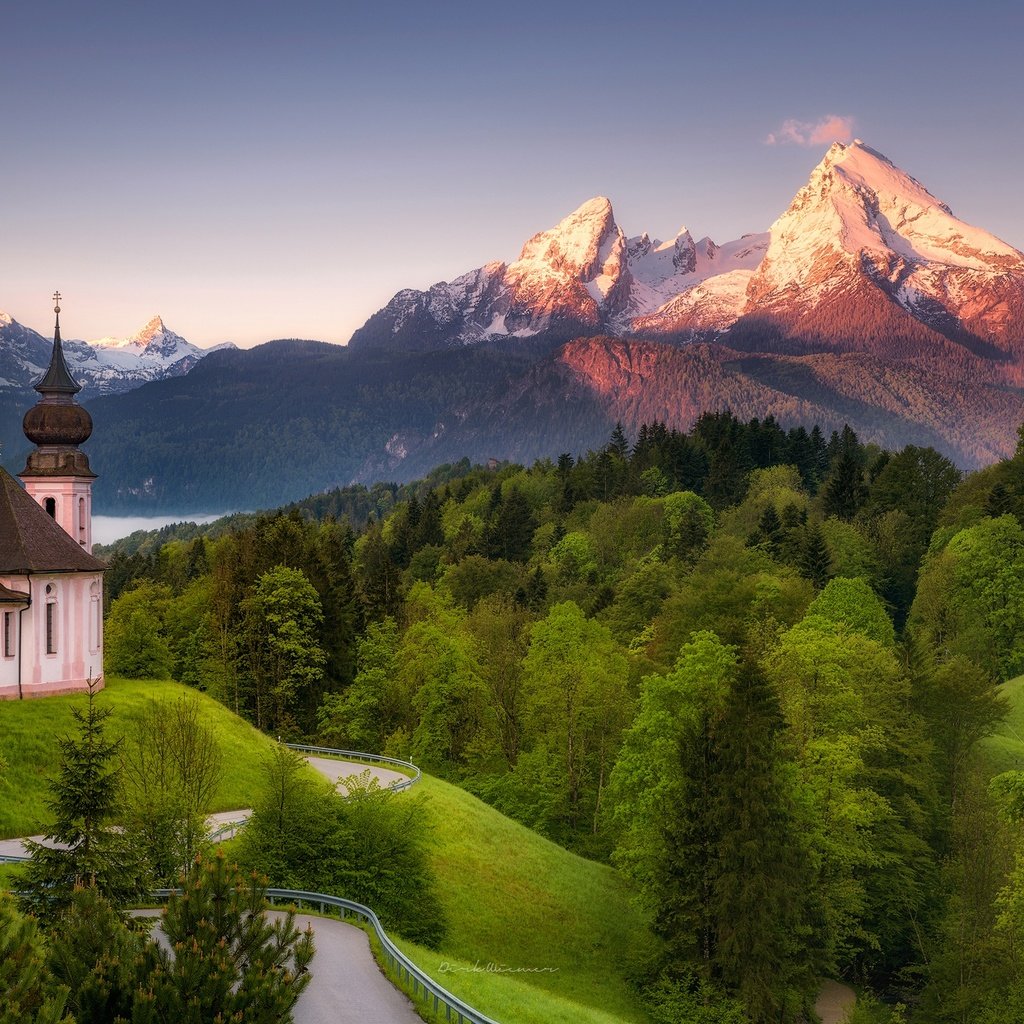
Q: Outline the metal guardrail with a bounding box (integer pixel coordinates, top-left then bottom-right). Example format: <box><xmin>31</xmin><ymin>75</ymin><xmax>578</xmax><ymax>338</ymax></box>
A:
<box><xmin>265</xmin><ymin>889</ymin><xmax>500</xmax><ymax>1024</ymax></box>
<box><xmin>284</xmin><ymin>743</ymin><xmax>422</xmax><ymax>793</ymax></box>
<box><xmin>144</xmin><ymin>886</ymin><xmax>499</xmax><ymax>1024</ymax></box>
<box><xmin>3</xmin><ymin>750</ymin><xmax>493</xmax><ymax>1022</ymax></box>
<box><xmin>206</xmin><ymin>745</ymin><xmax>422</xmax><ymax>843</ymax></box>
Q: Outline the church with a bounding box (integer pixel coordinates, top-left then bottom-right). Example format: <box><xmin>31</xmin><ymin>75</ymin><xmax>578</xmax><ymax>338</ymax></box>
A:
<box><xmin>0</xmin><ymin>295</ymin><xmax>105</xmax><ymax>699</ymax></box>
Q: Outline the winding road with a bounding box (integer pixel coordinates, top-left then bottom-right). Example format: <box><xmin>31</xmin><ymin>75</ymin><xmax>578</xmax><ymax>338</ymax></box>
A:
<box><xmin>3</xmin><ymin>751</ymin><xmax>856</xmax><ymax>1024</ymax></box>
<box><xmin>3</xmin><ymin>754</ymin><xmax>422</xmax><ymax>1024</ymax></box>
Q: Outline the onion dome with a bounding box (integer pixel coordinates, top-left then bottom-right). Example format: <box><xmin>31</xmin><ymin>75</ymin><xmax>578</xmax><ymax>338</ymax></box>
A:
<box><xmin>23</xmin><ymin>400</ymin><xmax>93</xmax><ymax>446</ymax></box>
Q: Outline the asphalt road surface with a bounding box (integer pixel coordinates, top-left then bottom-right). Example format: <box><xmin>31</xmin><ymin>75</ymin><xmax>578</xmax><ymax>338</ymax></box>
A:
<box><xmin>134</xmin><ymin>909</ymin><xmax>421</xmax><ymax>1024</ymax></box>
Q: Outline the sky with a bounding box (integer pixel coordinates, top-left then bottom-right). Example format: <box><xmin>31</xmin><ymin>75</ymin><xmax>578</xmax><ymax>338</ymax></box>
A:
<box><xmin>3</xmin><ymin>0</ymin><xmax>1022</xmax><ymax>348</ymax></box>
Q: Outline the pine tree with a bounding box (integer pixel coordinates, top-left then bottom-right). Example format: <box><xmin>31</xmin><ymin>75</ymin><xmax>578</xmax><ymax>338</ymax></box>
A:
<box><xmin>986</xmin><ymin>482</ymin><xmax>1014</xmax><ymax>518</ymax></box>
<box><xmin>523</xmin><ymin>565</ymin><xmax>548</xmax><ymax>611</ymax></box>
<box><xmin>484</xmin><ymin>488</ymin><xmax>537</xmax><ymax>562</ymax></box>
<box><xmin>416</xmin><ymin>490</ymin><xmax>445</xmax><ymax>548</ymax></box>
<box><xmin>809</xmin><ymin>425</ymin><xmax>829</xmax><ymax>484</ymax></box>
<box><xmin>47</xmin><ymin>859</ymin><xmax>314</xmax><ymax>1024</ymax></box>
<box><xmin>749</xmin><ymin>504</ymin><xmax>782</xmax><ymax>557</ymax></box>
<box><xmin>704</xmin><ymin>443</ymin><xmax>750</xmax><ymax>510</ymax></box>
<box><xmin>0</xmin><ymin>895</ymin><xmax>72</xmax><ymax>1023</ymax></box>
<box><xmin>20</xmin><ymin>680</ymin><xmax>147</xmax><ymax>922</ymax></box>
<box><xmin>711</xmin><ymin>666</ymin><xmax>823</xmax><ymax>1022</ymax></box>
<box><xmin>608</xmin><ymin>421</ymin><xmax>630</xmax><ymax>459</ymax></box>
<box><xmin>152</xmin><ymin>853</ymin><xmax>314</xmax><ymax>1020</ymax></box>
<box><xmin>798</xmin><ymin>522</ymin><xmax>832</xmax><ymax>589</ymax></box>
<box><xmin>821</xmin><ymin>447</ymin><xmax>867</xmax><ymax>520</ymax></box>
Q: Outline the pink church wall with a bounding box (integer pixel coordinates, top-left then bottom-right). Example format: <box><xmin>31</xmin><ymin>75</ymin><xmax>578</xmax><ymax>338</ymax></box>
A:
<box><xmin>0</xmin><ymin>572</ymin><xmax>103</xmax><ymax>700</ymax></box>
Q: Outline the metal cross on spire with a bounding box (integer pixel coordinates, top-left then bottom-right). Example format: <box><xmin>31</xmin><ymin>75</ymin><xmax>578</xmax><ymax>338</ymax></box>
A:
<box><xmin>53</xmin><ymin>290</ymin><xmax>61</xmax><ymax>313</ymax></box>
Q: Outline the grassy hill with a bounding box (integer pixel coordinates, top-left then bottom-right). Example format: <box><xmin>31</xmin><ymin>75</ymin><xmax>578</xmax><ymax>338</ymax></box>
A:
<box><xmin>395</xmin><ymin>775</ymin><xmax>654</xmax><ymax>1024</ymax></box>
<box><xmin>1</xmin><ymin>679</ymin><xmax>654</xmax><ymax>1023</ymax></box>
<box><xmin>0</xmin><ymin>675</ymin><xmax>279</xmax><ymax>838</ymax></box>
<box><xmin>982</xmin><ymin>673</ymin><xmax>1024</xmax><ymax>775</ymax></box>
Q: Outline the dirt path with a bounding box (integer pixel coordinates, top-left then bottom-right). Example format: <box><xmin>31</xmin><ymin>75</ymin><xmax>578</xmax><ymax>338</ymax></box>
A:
<box><xmin>816</xmin><ymin>979</ymin><xmax>856</xmax><ymax>1024</ymax></box>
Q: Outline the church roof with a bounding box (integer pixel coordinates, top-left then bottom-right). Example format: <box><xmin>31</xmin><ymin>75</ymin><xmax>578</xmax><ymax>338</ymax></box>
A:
<box><xmin>0</xmin><ymin>583</ymin><xmax>30</xmax><ymax>604</ymax></box>
<box><xmin>0</xmin><ymin>467</ymin><xmax>105</xmax><ymax>574</ymax></box>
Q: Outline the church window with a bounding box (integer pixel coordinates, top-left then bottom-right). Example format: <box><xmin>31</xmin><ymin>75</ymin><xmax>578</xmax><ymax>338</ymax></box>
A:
<box><xmin>45</xmin><ymin>497</ymin><xmax>56</xmax><ymax>518</ymax></box>
<box><xmin>3</xmin><ymin>612</ymin><xmax>12</xmax><ymax>658</ymax></box>
<box><xmin>90</xmin><ymin>582</ymin><xmax>101</xmax><ymax>652</ymax></box>
<box><xmin>45</xmin><ymin>585</ymin><xmax>57</xmax><ymax>655</ymax></box>
<box><xmin>79</xmin><ymin>497</ymin><xmax>86</xmax><ymax>544</ymax></box>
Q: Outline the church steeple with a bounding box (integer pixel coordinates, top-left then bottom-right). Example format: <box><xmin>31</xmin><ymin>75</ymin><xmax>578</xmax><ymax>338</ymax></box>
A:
<box><xmin>34</xmin><ymin>292</ymin><xmax>81</xmax><ymax>396</ymax></box>
<box><xmin>21</xmin><ymin>294</ymin><xmax>96</xmax><ymax>551</ymax></box>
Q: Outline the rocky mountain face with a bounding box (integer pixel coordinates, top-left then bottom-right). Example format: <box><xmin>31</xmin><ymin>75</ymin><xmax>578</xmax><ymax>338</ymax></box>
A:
<box><xmin>352</xmin><ymin>140</ymin><xmax>1024</xmax><ymax>372</ymax></box>
<box><xmin>349</xmin><ymin>196</ymin><xmax>771</xmax><ymax>350</ymax></box>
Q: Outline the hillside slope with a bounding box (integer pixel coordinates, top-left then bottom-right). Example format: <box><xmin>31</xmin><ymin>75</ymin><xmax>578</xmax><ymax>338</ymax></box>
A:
<box><xmin>398</xmin><ymin>775</ymin><xmax>653</xmax><ymax>1024</ymax></box>
<box><xmin>0</xmin><ymin>676</ymin><xmax>280</xmax><ymax>838</ymax></box>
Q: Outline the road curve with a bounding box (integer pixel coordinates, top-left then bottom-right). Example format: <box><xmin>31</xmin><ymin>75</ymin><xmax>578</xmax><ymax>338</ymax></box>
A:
<box><xmin>134</xmin><ymin>908</ymin><xmax>421</xmax><ymax>1024</ymax></box>
<box><xmin>0</xmin><ymin>756</ymin><xmax>411</xmax><ymax>858</ymax></box>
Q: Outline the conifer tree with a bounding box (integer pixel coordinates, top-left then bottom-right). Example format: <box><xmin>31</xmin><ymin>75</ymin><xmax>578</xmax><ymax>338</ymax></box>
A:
<box><xmin>711</xmin><ymin>666</ymin><xmax>823</xmax><ymax>1022</ymax></box>
<box><xmin>0</xmin><ymin>895</ymin><xmax>72</xmax><ymax>1023</ymax></box>
<box><xmin>484</xmin><ymin>487</ymin><xmax>537</xmax><ymax>562</ymax></box>
<box><xmin>416</xmin><ymin>490</ymin><xmax>445</xmax><ymax>548</ymax></box>
<box><xmin>821</xmin><ymin>447</ymin><xmax>867</xmax><ymax>520</ymax></box>
<box><xmin>749</xmin><ymin>504</ymin><xmax>783</xmax><ymax>557</ymax></box>
<box><xmin>608</xmin><ymin>421</ymin><xmax>630</xmax><ymax>459</ymax></box>
<box><xmin>20</xmin><ymin>681</ymin><xmax>147</xmax><ymax>922</ymax></box>
<box><xmin>154</xmin><ymin>853</ymin><xmax>314</xmax><ymax>1020</ymax></box>
<box><xmin>798</xmin><ymin>522</ymin><xmax>832</xmax><ymax>589</ymax></box>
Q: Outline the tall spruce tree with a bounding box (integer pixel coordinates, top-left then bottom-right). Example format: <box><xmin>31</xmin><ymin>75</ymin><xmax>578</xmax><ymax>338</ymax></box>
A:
<box><xmin>484</xmin><ymin>488</ymin><xmax>537</xmax><ymax>562</ymax></box>
<box><xmin>711</xmin><ymin>665</ymin><xmax>824</xmax><ymax>1022</ymax></box>
<box><xmin>799</xmin><ymin>522</ymin><xmax>833</xmax><ymax>589</ymax></box>
<box><xmin>20</xmin><ymin>681</ymin><xmax>147</xmax><ymax>922</ymax></box>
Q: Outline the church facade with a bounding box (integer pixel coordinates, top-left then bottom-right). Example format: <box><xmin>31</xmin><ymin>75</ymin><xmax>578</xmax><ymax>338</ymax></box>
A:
<box><xmin>0</xmin><ymin>296</ymin><xmax>104</xmax><ymax>699</ymax></box>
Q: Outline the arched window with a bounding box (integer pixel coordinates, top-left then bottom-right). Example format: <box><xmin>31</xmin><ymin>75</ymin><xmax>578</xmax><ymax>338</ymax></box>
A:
<box><xmin>2</xmin><ymin>611</ymin><xmax>13</xmax><ymax>659</ymax></box>
<box><xmin>44</xmin><ymin>497</ymin><xmax>56</xmax><ymax>519</ymax></box>
<box><xmin>45</xmin><ymin>583</ymin><xmax>57</xmax><ymax>655</ymax></box>
<box><xmin>79</xmin><ymin>497</ymin><xmax>87</xmax><ymax>545</ymax></box>
<box><xmin>90</xmin><ymin>580</ymin><xmax>102</xmax><ymax>652</ymax></box>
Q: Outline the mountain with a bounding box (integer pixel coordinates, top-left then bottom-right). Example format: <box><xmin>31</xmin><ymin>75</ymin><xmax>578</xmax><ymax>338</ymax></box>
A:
<box><xmin>0</xmin><ymin>313</ymin><xmax>212</xmax><ymax>397</ymax></box>
<box><xmin>354</xmin><ymin>141</ymin><xmax>1024</xmax><ymax>369</ymax></box>
<box><xmin>5</xmin><ymin>141</ymin><xmax>1024</xmax><ymax>513</ymax></box>
<box><xmin>349</xmin><ymin>196</ymin><xmax>770</xmax><ymax>351</ymax></box>
<box><xmin>730</xmin><ymin>141</ymin><xmax>1024</xmax><ymax>367</ymax></box>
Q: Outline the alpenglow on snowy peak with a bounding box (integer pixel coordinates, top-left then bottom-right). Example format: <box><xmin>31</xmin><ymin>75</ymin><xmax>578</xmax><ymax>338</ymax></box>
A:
<box><xmin>744</xmin><ymin>140</ymin><xmax>1024</xmax><ymax>352</ymax></box>
<box><xmin>90</xmin><ymin>315</ymin><xmax>203</xmax><ymax>365</ymax></box>
<box><xmin>348</xmin><ymin>195</ymin><xmax>770</xmax><ymax>350</ymax></box>
<box><xmin>349</xmin><ymin>139</ymin><xmax>1024</xmax><ymax>360</ymax></box>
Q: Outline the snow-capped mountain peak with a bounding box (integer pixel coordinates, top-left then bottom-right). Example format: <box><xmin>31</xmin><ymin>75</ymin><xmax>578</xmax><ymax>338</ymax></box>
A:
<box><xmin>1</xmin><ymin>312</ymin><xmax>210</xmax><ymax>397</ymax></box>
<box><xmin>747</xmin><ymin>139</ymin><xmax>1024</xmax><ymax>349</ymax></box>
<box><xmin>515</xmin><ymin>196</ymin><xmax>619</xmax><ymax>278</ymax></box>
<box><xmin>348</xmin><ymin>139</ymin><xmax>1024</xmax><ymax>358</ymax></box>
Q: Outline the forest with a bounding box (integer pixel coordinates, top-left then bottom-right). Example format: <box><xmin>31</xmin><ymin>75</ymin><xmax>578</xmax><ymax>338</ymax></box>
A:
<box><xmin>99</xmin><ymin>410</ymin><xmax>1024</xmax><ymax>1023</ymax></box>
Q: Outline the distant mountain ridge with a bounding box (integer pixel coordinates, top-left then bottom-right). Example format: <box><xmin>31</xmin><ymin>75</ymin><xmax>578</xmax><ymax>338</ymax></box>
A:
<box><xmin>0</xmin><ymin>312</ymin><xmax>216</xmax><ymax>396</ymax></box>
<box><xmin>4</xmin><ymin>140</ymin><xmax>1023</xmax><ymax>513</ymax></box>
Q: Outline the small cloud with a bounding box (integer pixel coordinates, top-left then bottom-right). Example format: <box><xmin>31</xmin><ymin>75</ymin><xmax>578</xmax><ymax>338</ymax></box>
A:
<box><xmin>765</xmin><ymin>114</ymin><xmax>856</xmax><ymax>147</ymax></box>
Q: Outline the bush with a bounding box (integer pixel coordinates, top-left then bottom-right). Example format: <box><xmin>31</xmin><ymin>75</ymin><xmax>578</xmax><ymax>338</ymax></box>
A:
<box><xmin>238</xmin><ymin>748</ymin><xmax>447</xmax><ymax>946</ymax></box>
